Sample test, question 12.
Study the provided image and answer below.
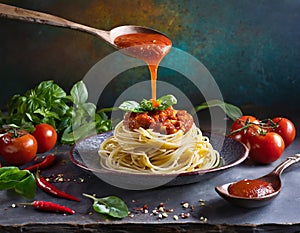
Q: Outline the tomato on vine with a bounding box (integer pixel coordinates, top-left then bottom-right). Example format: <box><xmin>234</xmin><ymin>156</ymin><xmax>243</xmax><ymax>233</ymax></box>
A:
<box><xmin>229</xmin><ymin>115</ymin><xmax>260</xmax><ymax>145</ymax></box>
<box><xmin>247</xmin><ymin>131</ymin><xmax>285</xmax><ymax>164</ymax></box>
<box><xmin>268</xmin><ymin>117</ymin><xmax>296</xmax><ymax>147</ymax></box>
<box><xmin>31</xmin><ymin>123</ymin><xmax>57</xmax><ymax>153</ymax></box>
<box><xmin>229</xmin><ymin>115</ymin><xmax>296</xmax><ymax>164</ymax></box>
<box><xmin>0</xmin><ymin>129</ymin><xmax>37</xmax><ymax>166</ymax></box>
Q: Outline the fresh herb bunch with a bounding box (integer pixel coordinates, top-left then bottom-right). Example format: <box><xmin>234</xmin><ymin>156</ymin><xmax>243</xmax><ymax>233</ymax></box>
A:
<box><xmin>119</xmin><ymin>94</ymin><xmax>177</xmax><ymax>112</ymax></box>
<box><xmin>1</xmin><ymin>80</ymin><xmax>112</xmax><ymax>144</ymax></box>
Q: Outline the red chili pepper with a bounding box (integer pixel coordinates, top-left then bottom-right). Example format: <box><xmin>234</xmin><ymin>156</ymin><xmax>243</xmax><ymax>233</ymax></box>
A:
<box><xmin>36</xmin><ymin>173</ymin><xmax>80</xmax><ymax>202</ymax></box>
<box><xmin>20</xmin><ymin>201</ymin><xmax>75</xmax><ymax>215</ymax></box>
<box><xmin>23</xmin><ymin>154</ymin><xmax>56</xmax><ymax>171</ymax></box>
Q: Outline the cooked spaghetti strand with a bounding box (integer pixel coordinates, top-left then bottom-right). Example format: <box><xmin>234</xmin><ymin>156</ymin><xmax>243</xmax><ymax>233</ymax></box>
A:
<box><xmin>98</xmin><ymin>121</ymin><xmax>220</xmax><ymax>174</ymax></box>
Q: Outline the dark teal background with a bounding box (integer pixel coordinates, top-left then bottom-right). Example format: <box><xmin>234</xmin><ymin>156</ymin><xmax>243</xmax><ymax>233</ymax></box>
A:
<box><xmin>1</xmin><ymin>0</ymin><xmax>300</xmax><ymax>114</ymax></box>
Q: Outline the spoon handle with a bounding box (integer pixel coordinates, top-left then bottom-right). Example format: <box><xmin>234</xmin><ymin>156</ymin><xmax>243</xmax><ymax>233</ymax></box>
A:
<box><xmin>272</xmin><ymin>154</ymin><xmax>300</xmax><ymax>176</ymax></box>
<box><xmin>0</xmin><ymin>3</ymin><xmax>110</xmax><ymax>42</ymax></box>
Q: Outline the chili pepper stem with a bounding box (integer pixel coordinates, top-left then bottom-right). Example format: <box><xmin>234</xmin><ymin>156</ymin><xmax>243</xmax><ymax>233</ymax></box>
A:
<box><xmin>18</xmin><ymin>202</ymin><xmax>34</xmax><ymax>206</ymax></box>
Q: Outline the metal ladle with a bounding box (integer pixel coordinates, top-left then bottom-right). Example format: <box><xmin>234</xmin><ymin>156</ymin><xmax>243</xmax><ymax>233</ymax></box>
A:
<box><xmin>0</xmin><ymin>3</ymin><xmax>168</xmax><ymax>49</ymax></box>
<box><xmin>215</xmin><ymin>154</ymin><xmax>300</xmax><ymax>208</ymax></box>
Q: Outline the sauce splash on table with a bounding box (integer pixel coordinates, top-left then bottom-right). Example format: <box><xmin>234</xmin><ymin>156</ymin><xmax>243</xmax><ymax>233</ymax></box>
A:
<box><xmin>114</xmin><ymin>33</ymin><xmax>172</xmax><ymax>101</ymax></box>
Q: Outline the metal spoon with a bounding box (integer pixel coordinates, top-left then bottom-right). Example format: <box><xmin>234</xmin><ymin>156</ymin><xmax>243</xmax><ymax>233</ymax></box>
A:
<box><xmin>0</xmin><ymin>3</ymin><xmax>168</xmax><ymax>49</ymax></box>
<box><xmin>215</xmin><ymin>154</ymin><xmax>300</xmax><ymax>208</ymax></box>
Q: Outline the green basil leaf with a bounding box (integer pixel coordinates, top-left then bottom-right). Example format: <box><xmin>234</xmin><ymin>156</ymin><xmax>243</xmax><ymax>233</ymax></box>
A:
<box><xmin>93</xmin><ymin>203</ymin><xmax>110</xmax><ymax>214</ymax></box>
<box><xmin>0</xmin><ymin>167</ymin><xmax>36</xmax><ymax>199</ymax></box>
<box><xmin>119</xmin><ymin>95</ymin><xmax>177</xmax><ymax>113</ymax></box>
<box><xmin>192</xmin><ymin>99</ymin><xmax>243</xmax><ymax>121</ymax></box>
<box><xmin>223</xmin><ymin>102</ymin><xmax>243</xmax><ymax>121</ymax></box>
<box><xmin>83</xmin><ymin>193</ymin><xmax>128</xmax><ymax>219</ymax></box>
<box><xmin>71</xmin><ymin>81</ymin><xmax>88</xmax><ymax>105</ymax></box>
<box><xmin>98</xmin><ymin>196</ymin><xmax>129</xmax><ymax>218</ymax></box>
<box><xmin>14</xmin><ymin>172</ymin><xmax>36</xmax><ymax>199</ymax></box>
<box><xmin>157</xmin><ymin>94</ymin><xmax>177</xmax><ymax>107</ymax></box>
<box><xmin>119</xmin><ymin>100</ymin><xmax>141</xmax><ymax>112</ymax></box>
<box><xmin>50</xmin><ymin>83</ymin><xmax>67</xmax><ymax>99</ymax></box>
<box><xmin>81</xmin><ymin>102</ymin><xmax>96</xmax><ymax>117</ymax></box>
<box><xmin>0</xmin><ymin>166</ymin><xmax>19</xmax><ymax>176</ymax></box>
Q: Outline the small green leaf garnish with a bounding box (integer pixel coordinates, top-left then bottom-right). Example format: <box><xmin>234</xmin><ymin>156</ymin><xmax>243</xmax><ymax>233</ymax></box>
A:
<box><xmin>119</xmin><ymin>94</ymin><xmax>177</xmax><ymax>112</ymax></box>
<box><xmin>83</xmin><ymin>193</ymin><xmax>128</xmax><ymax>219</ymax></box>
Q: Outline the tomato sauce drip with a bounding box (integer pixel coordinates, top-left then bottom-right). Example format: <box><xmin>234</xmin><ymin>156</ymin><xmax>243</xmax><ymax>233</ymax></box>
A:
<box><xmin>228</xmin><ymin>179</ymin><xmax>275</xmax><ymax>198</ymax></box>
<box><xmin>114</xmin><ymin>33</ymin><xmax>172</xmax><ymax>101</ymax></box>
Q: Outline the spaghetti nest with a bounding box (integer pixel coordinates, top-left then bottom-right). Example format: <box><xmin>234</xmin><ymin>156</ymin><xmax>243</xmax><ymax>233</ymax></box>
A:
<box><xmin>98</xmin><ymin>121</ymin><xmax>221</xmax><ymax>174</ymax></box>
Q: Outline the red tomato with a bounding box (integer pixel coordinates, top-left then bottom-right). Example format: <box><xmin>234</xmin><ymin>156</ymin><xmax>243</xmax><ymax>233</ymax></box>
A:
<box><xmin>31</xmin><ymin>123</ymin><xmax>57</xmax><ymax>153</ymax></box>
<box><xmin>248</xmin><ymin>132</ymin><xmax>285</xmax><ymax>164</ymax></box>
<box><xmin>270</xmin><ymin>117</ymin><xmax>296</xmax><ymax>147</ymax></box>
<box><xmin>0</xmin><ymin>130</ymin><xmax>37</xmax><ymax>166</ymax></box>
<box><xmin>230</xmin><ymin>115</ymin><xmax>260</xmax><ymax>145</ymax></box>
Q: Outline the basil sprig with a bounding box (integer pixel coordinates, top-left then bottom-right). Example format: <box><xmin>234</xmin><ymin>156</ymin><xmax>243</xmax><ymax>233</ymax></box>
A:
<box><xmin>0</xmin><ymin>167</ymin><xmax>36</xmax><ymax>199</ymax></box>
<box><xmin>1</xmin><ymin>80</ymin><xmax>112</xmax><ymax>144</ymax></box>
<box><xmin>119</xmin><ymin>94</ymin><xmax>177</xmax><ymax>113</ymax></box>
<box><xmin>83</xmin><ymin>193</ymin><xmax>128</xmax><ymax>219</ymax></box>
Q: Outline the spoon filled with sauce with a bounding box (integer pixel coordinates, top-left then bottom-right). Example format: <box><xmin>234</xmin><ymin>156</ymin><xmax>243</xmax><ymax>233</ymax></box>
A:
<box><xmin>215</xmin><ymin>154</ymin><xmax>300</xmax><ymax>208</ymax></box>
<box><xmin>0</xmin><ymin>3</ymin><xmax>172</xmax><ymax>102</ymax></box>
<box><xmin>0</xmin><ymin>3</ymin><xmax>170</xmax><ymax>54</ymax></box>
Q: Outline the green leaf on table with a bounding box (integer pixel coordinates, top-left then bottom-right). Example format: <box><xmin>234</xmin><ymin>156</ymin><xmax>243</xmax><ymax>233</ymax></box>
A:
<box><xmin>83</xmin><ymin>193</ymin><xmax>128</xmax><ymax>219</ymax></box>
<box><xmin>0</xmin><ymin>167</ymin><xmax>36</xmax><ymax>199</ymax></box>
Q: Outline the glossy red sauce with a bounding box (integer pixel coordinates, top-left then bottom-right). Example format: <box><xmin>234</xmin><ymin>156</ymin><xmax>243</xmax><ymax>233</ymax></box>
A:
<box><xmin>228</xmin><ymin>179</ymin><xmax>275</xmax><ymax>198</ymax></box>
<box><xmin>114</xmin><ymin>33</ymin><xmax>172</xmax><ymax>100</ymax></box>
<box><xmin>123</xmin><ymin>107</ymin><xmax>194</xmax><ymax>135</ymax></box>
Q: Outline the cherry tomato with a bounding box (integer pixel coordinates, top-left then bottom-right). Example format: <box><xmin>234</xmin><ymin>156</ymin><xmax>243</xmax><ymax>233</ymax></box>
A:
<box><xmin>31</xmin><ymin>123</ymin><xmax>57</xmax><ymax>153</ymax></box>
<box><xmin>230</xmin><ymin>115</ymin><xmax>260</xmax><ymax>145</ymax></box>
<box><xmin>0</xmin><ymin>130</ymin><xmax>37</xmax><ymax>166</ymax></box>
<box><xmin>247</xmin><ymin>132</ymin><xmax>285</xmax><ymax>164</ymax></box>
<box><xmin>270</xmin><ymin>117</ymin><xmax>296</xmax><ymax>147</ymax></box>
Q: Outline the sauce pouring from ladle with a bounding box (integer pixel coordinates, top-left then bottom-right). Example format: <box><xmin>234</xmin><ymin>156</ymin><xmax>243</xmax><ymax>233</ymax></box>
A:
<box><xmin>0</xmin><ymin>3</ymin><xmax>172</xmax><ymax>101</ymax></box>
<box><xmin>215</xmin><ymin>154</ymin><xmax>300</xmax><ymax>208</ymax></box>
<box><xmin>0</xmin><ymin>3</ymin><xmax>170</xmax><ymax>51</ymax></box>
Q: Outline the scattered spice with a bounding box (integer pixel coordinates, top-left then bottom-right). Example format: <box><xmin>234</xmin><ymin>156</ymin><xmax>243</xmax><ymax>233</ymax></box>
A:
<box><xmin>182</xmin><ymin>202</ymin><xmax>189</xmax><ymax>209</ymax></box>
<box><xmin>43</xmin><ymin>173</ymin><xmax>85</xmax><ymax>184</ymax></box>
<box><xmin>200</xmin><ymin>216</ymin><xmax>208</xmax><ymax>222</ymax></box>
<box><xmin>36</xmin><ymin>173</ymin><xmax>80</xmax><ymax>202</ymax></box>
<box><xmin>130</xmin><ymin>198</ymin><xmax>207</xmax><ymax>222</ymax></box>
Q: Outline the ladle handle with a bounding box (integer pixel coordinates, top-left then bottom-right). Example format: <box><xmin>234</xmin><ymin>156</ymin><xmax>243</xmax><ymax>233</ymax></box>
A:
<box><xmin>0</xmin><ymin>3</ymin><xmax>110</xmax><ymax>42</ymax></box>
<box><xmin>272</xmin><ymin>154</ymin><xmax>300</xmax><ymax>176</ymax></box>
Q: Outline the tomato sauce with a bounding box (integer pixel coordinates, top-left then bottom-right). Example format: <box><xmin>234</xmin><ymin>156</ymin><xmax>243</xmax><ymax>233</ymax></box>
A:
<box><xmin>123</xmin><ymin>107</ymin><xmax>193</xmax><ymax>135</ymax></box>
<box><xmin>228</xmin><ymin>179</ymin><xmax>275</xmax><ymax>198</ymax></box>
<box><xmin>114</xmin><ymin>33</ymin><xmax>172</xmax><ymax>100</ymax></box>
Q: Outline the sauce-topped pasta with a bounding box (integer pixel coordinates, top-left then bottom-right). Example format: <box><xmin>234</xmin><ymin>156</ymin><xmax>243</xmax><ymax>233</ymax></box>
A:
<box><xmin>97</xmin><ymin>33</ymin><xmax>221</xmax><ymax>175</ymax></box>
